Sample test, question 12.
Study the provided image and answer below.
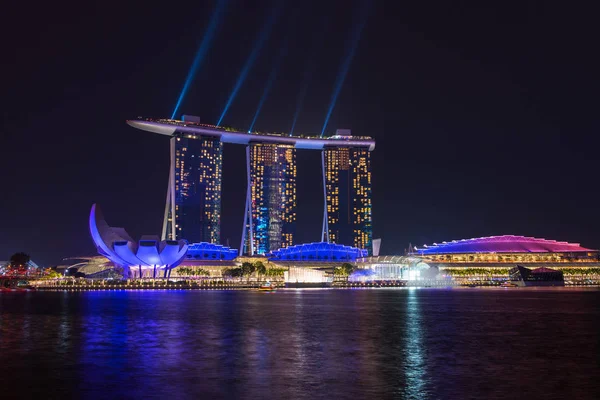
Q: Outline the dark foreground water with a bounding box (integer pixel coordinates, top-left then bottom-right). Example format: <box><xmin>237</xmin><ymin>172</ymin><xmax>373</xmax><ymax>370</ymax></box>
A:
<box><xmin>1</xmin><ymin>288</ymin><xmax>599</xmax><ymax>399</ymax></box>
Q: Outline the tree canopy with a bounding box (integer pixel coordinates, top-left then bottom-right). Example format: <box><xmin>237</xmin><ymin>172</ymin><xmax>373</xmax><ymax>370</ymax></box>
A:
<box><xmin>10</xmin><ymin>252</ymin><xmax>30</xmax><ymax>268</ymax></box>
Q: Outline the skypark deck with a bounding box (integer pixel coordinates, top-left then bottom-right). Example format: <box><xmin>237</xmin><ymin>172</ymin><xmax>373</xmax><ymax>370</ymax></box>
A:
<box><xmin>127</xmin><ymin>118</ymin><xmax>376</xmax><ymax>151</ymax></box>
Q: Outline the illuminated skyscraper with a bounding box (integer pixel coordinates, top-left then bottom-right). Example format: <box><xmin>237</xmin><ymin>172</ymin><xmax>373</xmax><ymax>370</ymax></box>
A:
<box><xmin>324</xmin><ymin>135</ymin><xmax>372</xmax><ymax>253</ymax></box>
<box><xmin>163</xmin><ymin>134</ymin><xmax>222</xmax><ymax>244</ymax></box>
<box><xmin>242</xmin><ymin>143</ymin><xmax>296</xmax><ymax>255</ymax></box>
<box><xmin>129</xmin><ymin>118</ymin><xmax>375</xmax><ymax>254</ymax></box>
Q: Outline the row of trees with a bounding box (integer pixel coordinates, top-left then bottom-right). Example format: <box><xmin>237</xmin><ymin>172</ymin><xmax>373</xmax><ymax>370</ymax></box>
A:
<box><xmin>442</xmin><ymin>268</ymin><xmax>512</xmax><ymax>277</ymax></box>
<box><xmin>176</xmin><ymin>267</ymin><xmax>210</xmax><ymax>277</ymax></box>
<box><xmin>333</xmin><ymin>263</ymin><xmax>357</xmax><ymax>280</ymax></box>
<box><xmin>442</xmin><ymin>267</ymin><xmax>600</xmax><ymax>277</ymax></box>
<box><xmin>172</xmin><ymin>262</ymin><xmax>287</xmax><ymax>281</ymax></box>
<box><xmin>222</xmin><ymin>262</ymin><xmax>286</xmax><ymax>281</ymax></box>
<box><xmin>559</xmin><ymin>268</ymin><xmax>600</xmax><ymax>276</ymax></box>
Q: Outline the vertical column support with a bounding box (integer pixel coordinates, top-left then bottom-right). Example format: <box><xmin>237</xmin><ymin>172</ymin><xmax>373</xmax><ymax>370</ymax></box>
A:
<box><xmin>161</xmin><ymin>175</ymin><xmax>170</xmax><ymax>240</ymax></box>
<box><xmin>169</xmin><ymin>138</ymin><xmax>177</xmax><ymax>240</ymax></box>
<box><xmin>321</xmin><ymin>150</ymin><xmax>329</xmax><ymax>243</ymax></box>
<box><xmin>239</xmin><ymin>145</ymin><xmax>255</xmax><ymax>256</ymax></box>
<box><xmin>161</xmin><ymin>137</ymin><xmax>177</xmax><ymax>240</ymax></box>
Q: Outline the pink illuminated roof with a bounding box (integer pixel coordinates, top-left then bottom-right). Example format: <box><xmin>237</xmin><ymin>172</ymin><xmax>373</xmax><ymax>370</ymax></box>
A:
<box><xmin>416</xmin><ymin>235</ymin><xmax>596</xmax><ymax>254</ymax></box>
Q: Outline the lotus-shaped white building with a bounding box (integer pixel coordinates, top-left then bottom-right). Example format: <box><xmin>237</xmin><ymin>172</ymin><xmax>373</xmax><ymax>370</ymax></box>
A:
<box><xmin>89</xmin><ymin>204</ymin><xmax>188</xmax><ymax>279</ymax></box>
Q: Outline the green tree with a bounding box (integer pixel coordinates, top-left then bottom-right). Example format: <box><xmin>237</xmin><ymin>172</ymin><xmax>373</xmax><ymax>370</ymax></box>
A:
<box><xmin>265</xmin><ymin>268</ymin><xmax>285</xmax><ymax>279</ymax></box>
<box><xmin>241</xmin><ymin>262</ymin><xmax>255</xmax><ymax>281</ymax></box>
<box><xmin>334</xmin><ymin>263</ymin><xmax>356</xmax><ymax>281</ymax></box>
<box><xmin>254</xmin><ymin>261</ymin><xmax>266</xmax><ymax>279</ymax></box>
<box><xmin>222</xmin><ymin>267</ymin><xmax>243</xmax><ymax>279</ymax></box>
<box><xmin>44</xmin><ymin>269</ymin><xmax>62</xmax><ymax>279</ymax></box>
<box><xmin>195</xmin><ymin>268</ymin><xmax>210</xmax><ymax>277</ymax></box>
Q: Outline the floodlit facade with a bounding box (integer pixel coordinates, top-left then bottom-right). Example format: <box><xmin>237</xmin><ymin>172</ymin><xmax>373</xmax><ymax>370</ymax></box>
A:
<box><xmin>409</xmin><ymin>235</ymin><xmax>600</xmax><ymax>284</ymax></box>
<box><xmin>267</xmin><ymin>242</ymin><xmax>367</xmax><ymax>262</ymax></box>
<box><xmin>413</xmin><ymin>235</ymin><xmax>599</xmax><ymax>264</ymax></box>
<box><xmin>89</xmin><ymin>204</ymin><xmax>188</xmax><ymax>279</ymax></box>
<box><xmin>245</xmin><ymin>143</ymin><xmax>297</xmax><ymax>255</ymax></box>
<box><xmin>127</xmin><ymin>117</ymin><xmax>375</xmax><ymax>256</ymax></box>
<box><xmin>324</xmin><ymin>142</ymin><xmax>372</xmax><ymax>252</ymax></box>
<box><xmin>163</xmin><ymin>133</ymin><xmax>222</xmax><ymax>244</ymax></box>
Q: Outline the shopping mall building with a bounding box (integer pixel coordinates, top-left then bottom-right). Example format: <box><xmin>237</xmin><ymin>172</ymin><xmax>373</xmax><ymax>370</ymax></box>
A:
<box><xmin>357</xmin><ymin>235</ymin><xmax>600</xmax><ymax>284</ymax></box>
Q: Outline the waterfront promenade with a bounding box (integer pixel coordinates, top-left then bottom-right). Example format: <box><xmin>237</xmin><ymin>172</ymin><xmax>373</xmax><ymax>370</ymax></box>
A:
<box><xmin>26</xmin><ymin>277</ymin><xmax>600</xmax><ymax>291</ymax></box>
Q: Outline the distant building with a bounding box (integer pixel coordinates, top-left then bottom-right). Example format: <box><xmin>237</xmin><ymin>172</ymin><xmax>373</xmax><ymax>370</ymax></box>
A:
<box><xmin>509</xmin><ymin>265</ymin><xmax>565</xmax><ymax>286</ymax></box>
<box><xmin>412</xmin><ymin>235</ymin><xmax>599</xmax><ymax>264</ymax></box>
<box><xmin>353</xmin><ymin>235</ymin><xmax>600</xmax><ymax>283</ymax></box>
<box><xmin>324</xmin><ymin>130</ymin><xmax>373</xmax><ymax>252</ymax></box>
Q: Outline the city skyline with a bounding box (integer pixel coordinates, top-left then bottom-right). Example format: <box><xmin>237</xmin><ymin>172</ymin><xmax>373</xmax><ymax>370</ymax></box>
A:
<box><xmin>130</xmin><ymin>118</ymin><xmax>375</xmax><ymax>256</ymax></box>
<box><xmin>1</xmin><ymin>2</ymin><xmax>599</xmax><ymax>398</ymax></box>
<box><xmin>2</xmin><ymin>1</ymin><xmax>599</xmax><ymax>267</ymax></box>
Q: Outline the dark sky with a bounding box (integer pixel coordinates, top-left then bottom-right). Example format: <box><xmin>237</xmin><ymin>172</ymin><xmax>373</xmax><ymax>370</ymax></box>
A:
<box><xmin>1</xmin><ymin>0</ymin><xmax>599</xmax><ymax>266</ymax></box>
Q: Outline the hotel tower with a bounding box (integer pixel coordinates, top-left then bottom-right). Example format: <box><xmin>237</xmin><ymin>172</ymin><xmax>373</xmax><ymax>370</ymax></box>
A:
<box><xmin>323</xmin><ymin>130</ymin><xmax>373</xmax><ymax>253</ymax></box>
<box><xmin>241</xmin><ymin>143</ymin><xmax>297</xmax><ymax>255</ymax></box>
<box><xmin>128</xmin><ymin>117</ymin><xmax>374</xmax><ymax>255</ymax></box>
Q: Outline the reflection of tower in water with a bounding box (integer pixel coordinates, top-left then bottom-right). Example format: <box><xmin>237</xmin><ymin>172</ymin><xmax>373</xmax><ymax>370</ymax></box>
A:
<box><xmin>404</xmin><ymin>289</ymin><xmax>428</xmax><ymax>397</ymax></box>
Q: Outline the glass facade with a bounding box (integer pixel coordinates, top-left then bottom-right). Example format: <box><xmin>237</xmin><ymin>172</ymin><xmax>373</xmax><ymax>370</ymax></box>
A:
<box><xmin>324</xmin><ymin>146</ymin><xmax>372</xmax><ymax>253</ymax></box>
<box><xmin>247</xmin><ymin>143</ymin><xmax>297</xmax><ymax>254</ymax></box>
<box><xmin>166</xmin><ymin>134</ymin><xmax>223</xmax><ymax>244</ymax></box>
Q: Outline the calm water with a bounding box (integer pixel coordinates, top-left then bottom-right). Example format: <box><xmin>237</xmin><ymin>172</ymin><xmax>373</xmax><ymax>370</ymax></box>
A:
<box><xmin>0</xmin><ymin>288</ymin><xmax>599</xmax><ymax>399</ymax></box>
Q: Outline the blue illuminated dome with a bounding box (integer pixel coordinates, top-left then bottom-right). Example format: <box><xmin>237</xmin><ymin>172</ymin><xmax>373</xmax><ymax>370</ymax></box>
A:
<box><xmin>186</xmin><ymin>242</ymin><xmax>238</xmax><ymax>260</ymax></box>
<box><xmin>89</xmin><ymin>204</ymin><xmax>188</xmax><ymax>278</ymax></box>
<box><xmin>267</xmin><ymin>242</ymin><xmax>368</xmax><ymax>262</ymax></box>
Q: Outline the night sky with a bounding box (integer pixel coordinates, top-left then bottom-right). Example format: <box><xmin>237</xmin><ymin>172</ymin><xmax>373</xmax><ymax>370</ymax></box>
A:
<box><xmin>2</xmin><ymin>1</ymin><xmax>599</xmax><ymax>266</ymax></box>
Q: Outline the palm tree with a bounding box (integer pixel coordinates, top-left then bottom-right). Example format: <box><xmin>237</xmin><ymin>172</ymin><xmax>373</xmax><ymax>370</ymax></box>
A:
<box><xmin>254</xmin><ymin>261</ymin><xmax>266</xmax><ymax>280</ymax></box>
<box><xmin>241</xmin><ymin>262</ymin><xmax>255</xmax><ymax>282</ymax></box>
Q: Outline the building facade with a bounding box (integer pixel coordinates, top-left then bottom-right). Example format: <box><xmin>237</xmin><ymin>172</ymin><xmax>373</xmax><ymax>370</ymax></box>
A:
<box><xmin>129</xmin><ymin>118</ymin><xmax>375</xmax><ymax>254</ymax></box>
<box><xmin>164</xmin><ymin>134</ymin><xmax>223</xmax><ymax>244</ymax></box>
<box><xmin>324</xmin><ymin>145</ymin><xmax>372</xmax><ymax>253</ymax></box>
<box><xmin>245</xmin><ymin>143</ymin><xmax>297</xmax><ymax>255</ymax></box>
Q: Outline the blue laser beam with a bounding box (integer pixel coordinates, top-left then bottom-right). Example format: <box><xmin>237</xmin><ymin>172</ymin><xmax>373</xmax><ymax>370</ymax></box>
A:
<box><xmin>289</xmin><ymin>14</ymin><xmax>325</xmax><ymax>136</ymax></box>
<box><xmin>247</xmin><ymin>45</ymin><xmax>287</xmax><ymax>132</ymax></box>
<box><xmin>248</xmin><ymin>52</ymin><xmax>286</xmax><ymax>133</ymax></box>
<box><xmin>320</xmin><ymin>1</ymin><xmax>370</xmax><ymax>137</ymax></box>
<box><xmin>217</xmin><ymin>4</ymin><xmax>282</xmax><ymax>126</ymax></box>
<box><xmin>170</xmin><ymin>0</ymin><xmax>229</xmax><ymax>120</ymax></box>
<box><xmin>289</xmin><ymin>58</ymin><xmax>316</xmax><ymax>136</ymax></box>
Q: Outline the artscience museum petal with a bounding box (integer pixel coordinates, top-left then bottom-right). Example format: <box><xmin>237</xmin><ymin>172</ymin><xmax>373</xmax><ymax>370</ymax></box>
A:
<box><xmin>89</xmin><ymin>204</ymin><xmax>188</xmax><ymax>278</ymax></box>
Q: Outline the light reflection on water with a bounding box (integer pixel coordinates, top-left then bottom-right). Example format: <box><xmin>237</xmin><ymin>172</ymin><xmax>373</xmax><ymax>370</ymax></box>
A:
<box><xmin>403</xmin><ymin>288</ymin><xmax>428</xmax><ymax>398</ymax></box>
<box><xmin>0</xmin><ymin>288</ymin><xmax>599</xmax><ymax>399</ymax></box>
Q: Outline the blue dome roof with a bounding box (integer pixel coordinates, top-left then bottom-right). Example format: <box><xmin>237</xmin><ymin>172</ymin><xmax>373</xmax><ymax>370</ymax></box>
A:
<box><xmin>267</xmin><ymin>242</ymin><xmax>367</xmax><ymax>262</ymax></box>
<box><xmin>186</xmin><ymin>242</ymin><xmax>238</xmax><ymax>260</ymax></box>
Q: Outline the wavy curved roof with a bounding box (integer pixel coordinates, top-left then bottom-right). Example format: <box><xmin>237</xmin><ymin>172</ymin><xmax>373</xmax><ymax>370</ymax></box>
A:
<box><xmin>415</xmin><ymin>235</ymin><xmax>595</xmax><ymax>254</ymax></box>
